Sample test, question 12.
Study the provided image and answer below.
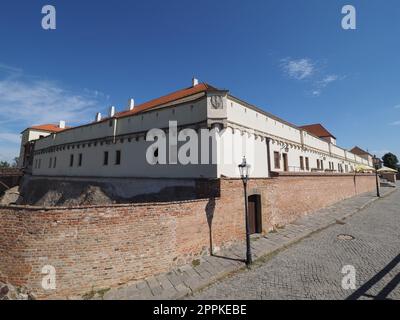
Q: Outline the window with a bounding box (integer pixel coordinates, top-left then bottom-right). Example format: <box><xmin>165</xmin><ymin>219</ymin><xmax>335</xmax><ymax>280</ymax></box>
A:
<box><xmin>305</xmin><ymin>157</ymin><xmax>310</xmax><ymax>171</ymax></box>
<box><xmin>274</xmin><ymin>152</ymin><xmax>280</xmax><ymax>169</ymax></box>
<box><xmin>300</xmin><ymin>156</ymin><xmax>304</xmax><ymax>171</ymax></box>
<box><xmin>321</xmin><ymin>161</ymin><xmax>324</xmax><ymax>170</ymax></box>
<box><xmin>53</xmin><ymin>157</ymin><xmax>57</xmax><ymax>168</ymax></box>
<box><xmin>115</xmin><ymin>150</ymin><xmax>121</xmax><ymax>165</ymax></box>
<box><xmin>38</xmin><ymin>159</ymin><xmax>41</xmax><ymax>169</ymax></box>
<box><xmin>78</xmin><ymin>153</ymin><xmax>83</xmax><ymax>167</ymax></box>
<box><xmin>103</xmin><ymin>151</ymin><xmax>109</xmax><ymax>165</ymax></box>
<box><xmin>70</xmin><ymin>154</ymin><xmax>74</xmax><ymax>167</ymax></box>
<box><xmin>49</xmin><ymin>157</ymin><xmax>52</xmax><ymax>168</ymax></box>
<box><xmin>317</xmin><ymin>159</ymin><xmax>320</xmax><ymax>169</ymax></box>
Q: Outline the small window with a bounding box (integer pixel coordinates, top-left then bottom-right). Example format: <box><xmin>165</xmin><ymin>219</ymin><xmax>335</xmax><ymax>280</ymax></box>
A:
<box><xmin>317</xmin><ymin>159</ymin><xmax>320</xmax><ymax>169</ymax></box>
<box><xmin>53</xmin><ymin>157</ymin><xmax>57</xmax><ymax>168</ymax></box>
<box><xmin>299</xmin><ymin>156</ymin><xmax>304</xmax><ymax>171</ymax></box>
<box><xmin>321</xmin><ymin>161</ymin><xmax>324</xmax><ymax>170</ymax></box>
<box><xmin>70</xmin><ymin>154</ymin><xmax>74</xmax><ymax>167</ymax></box>
<box><xmin>274</xmin><ymin>151</ymin><xmax>280</xmax><ymax>169</ymax></box>
<box><xmin>115</xmin><ymin>150</ymin><xmax>121</xmax><ymax>165</ymax></box>
<box><xmin>49</xmin><ymin>157</ymin><xmax>52</xmax><ymax>168</ymax></box>
<box><xmin>109</xmin><ymin>120</ymin><xmax>113</xmax><ymax>127</ymax></box>
<box><xmin>103</xmin><ymin>151</ymin><xmax>109</xmax><ymax>165</ymax></box>
<box><xmin>38</xmin><ymin>159</ymin><xmax>41</xmax><ymax>169</ymax></box>
<box><xmin>305</xmin><ymin>157</ymin><xmax>310</xmax><ymax>171</ymax></box>
<box><xmin>78</xmin><ymin>153</ymin><xmax>83</xmax><ymax>167</ymax></box>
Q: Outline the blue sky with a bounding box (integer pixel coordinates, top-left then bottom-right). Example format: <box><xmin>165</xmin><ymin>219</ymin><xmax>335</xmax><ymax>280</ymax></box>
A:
<box><xmin>0</xmin><ymin>0</ymin><xmax>399</xmax><ymax>162</ymax></box>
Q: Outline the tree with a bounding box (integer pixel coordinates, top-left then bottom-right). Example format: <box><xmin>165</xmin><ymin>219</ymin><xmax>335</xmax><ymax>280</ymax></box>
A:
<box><xmin>0</xmin><ymin>161</ymin><xmax>10</xmax><ymax>168</ymax></box>
<box><xmin>12</xmin><ymin>157</ymin><xmax>19</xmax><ymax>167</ymax></box>
<box><xmin>382</xmin><ymin>152</ymin><xmax>399</xmax><ymax>170</ymax></box>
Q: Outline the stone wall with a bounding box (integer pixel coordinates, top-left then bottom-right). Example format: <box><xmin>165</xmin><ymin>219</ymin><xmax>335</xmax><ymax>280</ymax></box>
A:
<box><xmin>0</xmin><ymin>174</ymin><xmax>375</xmax><ymax>299</ymax></box>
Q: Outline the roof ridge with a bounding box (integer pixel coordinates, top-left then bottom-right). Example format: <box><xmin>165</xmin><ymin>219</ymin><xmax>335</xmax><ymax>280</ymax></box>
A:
<box><xmin>115</xmin><ymin>82</ymin><xmax>219</xmax><ymax>118</ymax></box>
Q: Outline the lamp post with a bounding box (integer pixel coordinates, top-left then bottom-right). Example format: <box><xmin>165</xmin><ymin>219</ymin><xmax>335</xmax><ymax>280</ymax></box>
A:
<box><xmin>238</xmin><ymin>156</ymin><xmax>252</xmax><ymax>266</ymax></box>
<box><xmin>374</xmin><ymin>155</ymin><xmax>380</xmax><ymax>198</ymax></box>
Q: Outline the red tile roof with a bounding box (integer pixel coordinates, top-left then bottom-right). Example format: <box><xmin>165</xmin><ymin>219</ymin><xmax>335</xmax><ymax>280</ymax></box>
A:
<box><xmin>116</xmin><ymin>82</ymin><xmax>219</xmax><ymax>118</ymax></box>
<box><xmin>22</xmin><ymin>82</ymin><xmax>220</xmax><ymax>135</ymax></box>
<box><xmin>350</xmin><ymin>146</ymin><xmax>372</xmax><ymax>157</ymax></box>
<box><xmin>29</xmin><ymin>124</ymin><xmax>70</xmax><ymax>133</ymax></box>
<box><xmin>299</xmin><ymin>123</ymin><xmax>336</xmax><ymax>139</ymax></box>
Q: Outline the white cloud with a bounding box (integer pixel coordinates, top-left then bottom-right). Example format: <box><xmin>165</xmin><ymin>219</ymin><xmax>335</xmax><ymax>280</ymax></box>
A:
<box><xmin>281</xmin><ymin>58</ymin><xmax>315</xmax><ymax>80</ymax></box>
<box><xmin>0</xmin><ymin>63</ymin><xmax>23</xmax><ymax>79</ymax></box>
<box><xmin>0</xmin><ymin>145</ymin><xmax>19</xmax><ymax>163</ymax></box>
<box><xmin>0</xmin><ymin>133</ymin><xmax>21</xmax><ymax>144</ymax></box>
<box><xmin>390</xmin><ymin>120</ymin><xmax>400</xmax><ymax>126</ymax></box>
<box><xmin>394</xmin><ymin>105</ymin><xmax>400</xmax><ymax>109</ymax></box>
<box><xmin>0</xmin><ymin>63</ymin><xmax>109</xmax><ymax>162</ymax></box>
<box><xmin>280</xmin><ymin>58</ymin><xmax>345</xmax><ymax>97</ymax></box>
<box><xmin>318</xmin><ymin>74</ymin><xmax>339</xmax><ymax>87</ymax></box>
<box><xmin>0</xmin><ymin>79</ymin><xmax>101</xmax><ymax>126</ymax></box>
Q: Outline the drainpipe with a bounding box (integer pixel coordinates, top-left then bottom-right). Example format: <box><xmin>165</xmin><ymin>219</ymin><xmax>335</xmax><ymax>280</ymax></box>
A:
<box><xmin>113</xmin><ymin>118</ymin><xmax>118</xmax><ymax>143</ymax></box>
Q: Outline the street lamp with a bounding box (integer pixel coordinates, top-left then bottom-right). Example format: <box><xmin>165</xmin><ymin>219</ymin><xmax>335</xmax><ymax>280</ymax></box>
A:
<box><xmin>374</xmin><ymin>154</ymin><xmax>380</xmax><ymax>198</ymax></box>
<box><xmin>238</xmin><ymin>156</ymin><xmax>252</xmax><ymax>266</ymax></box>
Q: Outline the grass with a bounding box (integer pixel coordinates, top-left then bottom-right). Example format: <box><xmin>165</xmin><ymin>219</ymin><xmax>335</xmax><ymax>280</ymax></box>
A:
<box><xmin>192</xmin><ymin>259</ymin><xmax>201</xmax><ymax>267</ymax></box>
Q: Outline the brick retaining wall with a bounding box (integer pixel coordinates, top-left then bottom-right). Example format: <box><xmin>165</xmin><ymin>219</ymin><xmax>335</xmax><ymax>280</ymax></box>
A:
<box><xmin>0</xmin><ymin>174</ymin><xmax>375</xmax><ymax>298</ymax></box>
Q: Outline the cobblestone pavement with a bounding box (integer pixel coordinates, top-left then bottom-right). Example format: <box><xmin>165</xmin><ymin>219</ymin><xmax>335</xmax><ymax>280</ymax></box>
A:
<box><xmin>101</xmin><ymin>186</ymin><xmax>397</xmax><ymax>300</ymax></box>
<box><xmin>189</xmin><ymin>188</ymin><xmax>400</xmax><ymax>300</ymax></box>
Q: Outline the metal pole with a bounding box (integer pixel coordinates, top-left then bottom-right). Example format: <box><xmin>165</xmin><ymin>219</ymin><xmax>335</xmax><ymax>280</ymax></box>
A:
<box><xmin>375</xmin><ymin>166</ymin><xmax>380</xmax><ymax>198</ymax></box>
<box><xmin>374</xmin><ymin>155</ymin><xmax>380</xmax><ymax>198</ymax></box>
<box><xmin>243</xmin><ymin>179</ymin><xmax>252</xmax><ymax>265</ymax></box>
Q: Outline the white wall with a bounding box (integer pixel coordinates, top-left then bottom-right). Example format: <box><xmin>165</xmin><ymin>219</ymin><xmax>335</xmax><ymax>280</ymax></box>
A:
<box><xmin>217</xmin><ymin>127</ymin><xmax>269</xmax><ymax>178</ymax></box>
<box><xmin>32</xmin><ymin>97</ymin><xmax>219</xmax><ymax>178</ymax></box>
<box><xmin>18</xmin><ymin>129</ymin><xmax>53</xmax><ymax>167</ymax></box>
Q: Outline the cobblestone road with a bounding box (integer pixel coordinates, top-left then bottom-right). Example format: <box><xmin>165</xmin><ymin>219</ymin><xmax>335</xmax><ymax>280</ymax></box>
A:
<box><xmin>190</xmin><ymin>189</ymin><xmax>400</xmax><ymax>300</ymax></box>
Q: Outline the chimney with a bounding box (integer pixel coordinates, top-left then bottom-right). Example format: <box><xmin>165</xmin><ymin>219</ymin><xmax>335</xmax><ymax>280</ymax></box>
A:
<box><xmin>127</xmin><ymin>98</ymin><xmax>135</xmax><ymax>110</ymax></box>
<box><xmin>192</xmin><ymin>77</ymin><xmax>199</xmax><ymax>87</ymax></box>
<box><xmin>59</xmin><ymin>120</ymin><xmax>66</xmax><ymax>129</ymax></box>
<box><xmin>109</xmin><ymin>106</ymin><xmax>115</xmax><ymax>117</ymax></box>
<box><xmin>95</xmin><ymin>112</ymin><xmax>102</xmax><ymax>122</ymax></box>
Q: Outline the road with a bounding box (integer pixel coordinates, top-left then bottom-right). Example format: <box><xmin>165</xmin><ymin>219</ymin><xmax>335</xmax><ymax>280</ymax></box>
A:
<box><xmin>190</xmin><ymin>188</ymin><xmax>400</xmax><ymax>300</ymax></box>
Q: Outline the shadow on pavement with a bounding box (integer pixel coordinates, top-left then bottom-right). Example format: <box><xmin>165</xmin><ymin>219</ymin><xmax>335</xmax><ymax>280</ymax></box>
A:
<box><xmin>346</xmin><ymin>253</ymin><xmax>400</xmax><ymax>300</ymax></box>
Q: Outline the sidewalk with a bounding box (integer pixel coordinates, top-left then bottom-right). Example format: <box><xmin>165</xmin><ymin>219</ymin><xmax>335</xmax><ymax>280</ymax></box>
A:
<box><xmin>100</xmin><ymin>186</ymin><xmax>397</xmax><ymax>300</ymax></box>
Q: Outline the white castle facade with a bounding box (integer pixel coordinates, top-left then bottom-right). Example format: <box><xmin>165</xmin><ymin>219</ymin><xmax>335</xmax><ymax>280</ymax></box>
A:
<box><xmin>18</xmin><ymin>79</ymin><xmax>372</xmax><ymax>179</ymax></box>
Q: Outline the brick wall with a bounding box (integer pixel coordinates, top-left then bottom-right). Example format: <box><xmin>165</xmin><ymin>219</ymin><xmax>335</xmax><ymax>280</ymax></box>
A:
<box><xmin>0</xmin><ymin>174</ymin><xmax>375</xmax><ymax>298</ymax></box>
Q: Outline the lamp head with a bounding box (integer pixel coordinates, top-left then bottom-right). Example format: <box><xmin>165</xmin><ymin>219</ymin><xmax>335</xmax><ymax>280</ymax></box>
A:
<box><xmin>238</xmin><ymin>156</ymin><xmax>250</xmax><ymax>180</ymax></box>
